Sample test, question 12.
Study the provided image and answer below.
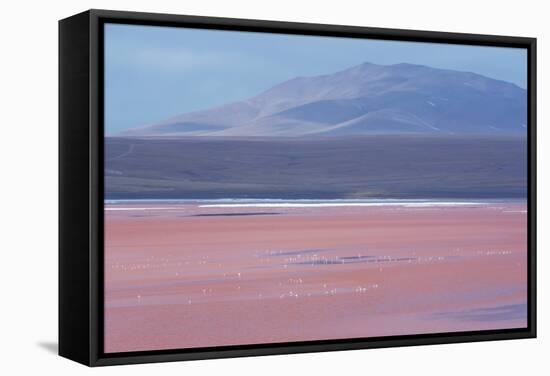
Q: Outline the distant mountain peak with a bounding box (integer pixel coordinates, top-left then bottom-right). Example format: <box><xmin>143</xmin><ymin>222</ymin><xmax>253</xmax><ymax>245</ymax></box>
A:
<box><xmin>390</xmin><ymin>62</ymin><xmax>424</xmax><ymax>67</ymax></box>
<box><xmin>355</xmin><ymin>61</ymin><xmax>378</xmax><ymax>68</ymax></box>
<box><xmin>119</xmin><ymin>62</ymin><xmax>527</xmax><ymax>138</ymax></box>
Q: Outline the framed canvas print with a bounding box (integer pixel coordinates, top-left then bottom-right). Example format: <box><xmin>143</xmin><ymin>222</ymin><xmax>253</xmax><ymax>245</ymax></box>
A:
<box><xmin>59</xmin><ymin>9</ymin><xmax>536</xmax><ymax>366</ymax></box>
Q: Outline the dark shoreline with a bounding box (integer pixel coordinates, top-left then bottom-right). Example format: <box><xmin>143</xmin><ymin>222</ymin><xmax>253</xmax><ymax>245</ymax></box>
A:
<box><xmin>105</xmin><ymin>135</ymin><xmax>527</xmax><ymax>200</ymax></box>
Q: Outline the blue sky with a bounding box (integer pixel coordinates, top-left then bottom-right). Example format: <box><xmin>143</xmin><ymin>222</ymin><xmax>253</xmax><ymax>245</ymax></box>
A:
<box><xmin>104</xmin><ymin>23</ymin><xmax>527</xmax><ymax>135</ymax></box>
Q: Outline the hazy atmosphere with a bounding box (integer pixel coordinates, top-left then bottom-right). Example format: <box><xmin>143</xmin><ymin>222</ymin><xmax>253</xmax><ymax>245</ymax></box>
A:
<box><xmin>104</xmin><ymin>23</ymin><xmax>527</xmax><ymax>135</ymax></box>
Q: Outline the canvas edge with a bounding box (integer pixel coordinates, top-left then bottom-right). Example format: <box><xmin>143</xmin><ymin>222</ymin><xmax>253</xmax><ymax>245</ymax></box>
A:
<box><xmin>59</xmin><ymin>10</ymin><xmax>93</xmax><ymax>366</ymax></box>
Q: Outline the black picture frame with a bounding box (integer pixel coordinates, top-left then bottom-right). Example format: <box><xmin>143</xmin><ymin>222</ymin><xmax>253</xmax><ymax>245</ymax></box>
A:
<box><xmin>59</xmin><ymin>9</ymin><xmax>537</xmax><ymax>367</ymax></box>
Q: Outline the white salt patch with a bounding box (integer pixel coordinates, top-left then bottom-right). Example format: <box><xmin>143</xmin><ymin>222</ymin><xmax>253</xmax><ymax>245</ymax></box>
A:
<box><xmin>105</xmin><ymin>207</ymin><xmax>180</xmax><ymax>211</ymax></box>
<box><xmin>199</xmin><ymin>202</ymin><xmax>487</xmax><ymax>209</ymax></box>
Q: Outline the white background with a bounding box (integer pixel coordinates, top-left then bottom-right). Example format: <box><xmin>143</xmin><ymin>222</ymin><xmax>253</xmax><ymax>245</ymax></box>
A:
<box><xmin>0</xmin><ymin>0</ymin><xmax>547</xmax><ymax>374</ymax></box>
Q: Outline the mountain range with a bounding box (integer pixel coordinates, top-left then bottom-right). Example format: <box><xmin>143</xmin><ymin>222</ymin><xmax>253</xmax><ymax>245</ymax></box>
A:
<box><xmin>119</xmin><ymin>62</ymin><xmax>527</xmax><ymax>137</ymax></box>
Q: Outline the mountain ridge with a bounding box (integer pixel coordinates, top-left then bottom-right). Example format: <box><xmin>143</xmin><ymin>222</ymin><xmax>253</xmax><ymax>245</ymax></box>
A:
<box><xmin>119</xmin><ymin>62</ymin><xmax>527</xmax><ymax>137</ymax></box>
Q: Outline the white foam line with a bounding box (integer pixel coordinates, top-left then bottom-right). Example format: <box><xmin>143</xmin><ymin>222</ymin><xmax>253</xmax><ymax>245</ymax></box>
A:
<box><xmin>199</xmin><ymin>202</ymin><xmax>487</xmax><ymax>208</ymax></box>
<box><xmin>105</xmin><ymin>207</ymin><xmax>180</xmax><ymax>211</ymax></box>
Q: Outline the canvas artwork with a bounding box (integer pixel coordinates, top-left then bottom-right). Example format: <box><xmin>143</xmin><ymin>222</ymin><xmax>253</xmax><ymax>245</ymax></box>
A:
<box><xmin>103</xmin><ymin>24</ymin><xmax>528</xmax><ymax>353</ymax></box>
